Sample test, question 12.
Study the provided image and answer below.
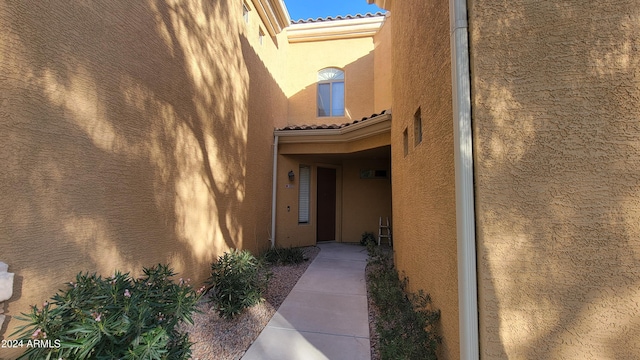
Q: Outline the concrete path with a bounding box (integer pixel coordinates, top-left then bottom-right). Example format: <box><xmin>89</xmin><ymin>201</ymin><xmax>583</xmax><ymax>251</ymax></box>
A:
<box><xmin>242</xmin><ymin>242</ymin><xmax>371</xmax><ymax>360</ymax></box>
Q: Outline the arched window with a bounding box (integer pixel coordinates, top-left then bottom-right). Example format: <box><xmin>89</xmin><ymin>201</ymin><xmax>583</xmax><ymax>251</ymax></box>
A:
<box><xmin>317</xmin><ymin>68</ymin><xmax>345</xmax><ymax>117</ymax></box>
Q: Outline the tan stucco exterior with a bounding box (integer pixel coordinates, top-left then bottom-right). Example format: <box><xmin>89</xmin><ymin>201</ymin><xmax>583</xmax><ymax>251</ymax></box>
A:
<box><xmin>274</xmin><ymin>116</ymin><xmax>392</xmax><ymax>247</ymax></box>
<box><xmin>286</xmin><ymin>36</ymin><xmax>376</xmax><ymax>124</ymax></box>
<box><xmin>5</xmin><ymin>0</ymin><xmax>639</xmax><ymax>358</ymax></box>
<box><xmin>469</xmin><ymin>0</ymin><xmax>640</xmax><ymax>358</ymax></box>
<box><xmin>342</xmin><ymin>156</ymin><xmax>392</xmax><ymax>242</ymax></box>
<box><xmin>274</xmin><ymin>148</ymin><xmax>391</xmax><ymax>247</ymax></box>
<box><xmin>273</xmin><ymin>16</ymin><xmax>392</xmax><ymax>248</ymax></box>
<box><xmin>373</xmin><ymin>14</ymin><xmax>392</xmax><ymax>111</ymax></box>
<box><xmin>275</xmin><ymin>157</ymin><xmax>345</xmax><ymax>246</ymax></box>
<box><xmin>0</xmin><ymin>0</ymin><xmax>290</xmax><ymax>342</ymax></box>
<box><xmin>0</xmin><ymin>0</ymin><xmax>391</xmax><ymax>345</ymax></box>
<box><xmin>386</xmin><ymin>1</ymin><xmax>459</xmax><ymax>358</ymax></box>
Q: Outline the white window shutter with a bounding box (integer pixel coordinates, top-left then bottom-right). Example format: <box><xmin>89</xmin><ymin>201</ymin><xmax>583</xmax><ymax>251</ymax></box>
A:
<box><xmin>298</xmin><ymin>166</ymin><xmax>310</xmax><ymax>223</ymax></box>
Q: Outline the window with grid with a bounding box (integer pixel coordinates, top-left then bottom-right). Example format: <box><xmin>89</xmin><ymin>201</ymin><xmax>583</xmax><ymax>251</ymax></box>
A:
<box><xmin>317</xmin><ymin>68</ymin><xmax>345</xmax><ymax>117</ymax></box>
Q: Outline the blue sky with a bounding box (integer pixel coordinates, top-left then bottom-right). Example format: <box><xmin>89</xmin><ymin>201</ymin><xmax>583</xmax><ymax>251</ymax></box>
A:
<box><xmin>284</xmin><ymin>0</ymin><xmax>385</xmax><ymax>21</ymax></box>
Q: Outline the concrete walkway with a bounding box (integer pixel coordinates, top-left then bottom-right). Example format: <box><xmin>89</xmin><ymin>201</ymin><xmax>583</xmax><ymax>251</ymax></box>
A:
<box><xmin>242</xmin><ymin>242</ymin><xmax>371</xmax><ymax>360</ymax></box>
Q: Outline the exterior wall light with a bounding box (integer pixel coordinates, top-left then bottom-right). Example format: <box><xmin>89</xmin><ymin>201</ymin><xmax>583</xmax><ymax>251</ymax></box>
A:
<box><xmin>288</xmin><ymin>170</ymin><xmax>295</xmax><ymax>181</ymax></box>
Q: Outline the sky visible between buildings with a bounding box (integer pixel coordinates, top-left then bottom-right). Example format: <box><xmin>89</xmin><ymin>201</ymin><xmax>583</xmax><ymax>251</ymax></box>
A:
<box><xmin>284</xmin><ymin>0</ymin><xmax>385</xmax><ymax>21</ymax></box>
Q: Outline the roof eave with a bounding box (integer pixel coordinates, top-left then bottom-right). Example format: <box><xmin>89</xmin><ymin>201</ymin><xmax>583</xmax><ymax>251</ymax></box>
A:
<box><xmin>252</xmin><ymin>0</ymin><xmax>291</xmax><ymax>36</ymax></box>
<box><xmin>275</xmin><ymin>113</ymin><xmax>391</xmax><ymax>144</ymax></box>
<box><xmin>287</xmin><ymin>16</ymin><xmax>385</xmax><ymax>43</ymax></box>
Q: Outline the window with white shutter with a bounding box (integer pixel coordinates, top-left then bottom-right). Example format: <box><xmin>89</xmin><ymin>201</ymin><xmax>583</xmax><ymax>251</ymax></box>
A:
<box><xmin>298</xmin><ymin>165</ymin><xmax>310</xmax><ymax>224</ymax></box>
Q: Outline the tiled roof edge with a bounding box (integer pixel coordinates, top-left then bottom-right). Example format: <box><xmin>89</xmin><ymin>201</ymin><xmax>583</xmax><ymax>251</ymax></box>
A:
<box><xmin>290</xmin><ymin>11</ymin><xmax>386</xmax><ymax>25</ymax></box>
<box><xmin>276</xmin><ymin>110</ymin><xmax>388</xmax><ymax>131</ymax></box>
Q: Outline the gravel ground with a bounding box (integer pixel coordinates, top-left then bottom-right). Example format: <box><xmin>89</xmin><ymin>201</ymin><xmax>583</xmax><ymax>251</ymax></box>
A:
<box><xmin>182</xmin><ymin>245</ymin><xmax>383</xmax><ymax>360</ymax></box>
<box><xmin>182</xmin><ymin>246</ymin><xmax>321</xmax><ymax>360</ymax></box>
<box><xmin>366</xmin><ymin>261</ymin><xmax>382</xmax><ymax>360</ymax></box>
<box><xmin>366</xmin><ymin>245</ymin><xmax>394</xmax><ymax>360</ymax></box>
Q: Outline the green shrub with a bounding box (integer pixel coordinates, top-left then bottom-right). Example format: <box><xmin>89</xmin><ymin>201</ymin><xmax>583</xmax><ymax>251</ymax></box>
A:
<box><xmin>262</xmin><ymin>246</ymin><xmax>308</xmax><ymax>265</ymax></box>
<box><xmin>12</xmin><ymin>264</ymin><xmax>203</xmax><ymax>360</ymax></box>
<box><xmin>366</xmin><ymin>246</ymin><xmax>440</xmax><ymax>360</ymax></box>
<box><xmin>206</xmin><ymin>249</ymin><xmax>270</xmax><ymax>319</ymax></box>
<box><xmin>360</xmin><ymin>232</ymin><xmax>376</xmax><ymax>246</ymax></box>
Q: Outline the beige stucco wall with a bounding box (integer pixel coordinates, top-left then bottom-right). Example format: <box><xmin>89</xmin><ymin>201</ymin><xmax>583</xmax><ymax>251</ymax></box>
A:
<box><xmin>275</xmin><ymin>155</ymin><xmax>342</xmax><ymax>247</ymax></box>
<box><xmin>273</xmin><ymin>17</ymin><xmax>392</xmax><ymax>249</ymax></box>
<box><xmin>373</xmin><ymin>15</ymin><xmax>392</xmax><ymax>112</ymax></box>
<box><xmin>0</xmin><ymin>0</ymin><xmax>287</xmax><ymax>342</ymax></box>
<box><xmin>342</xmin><ymin>156</ymin><xmax>392</xmax><ymax>242</ymax></box>
<box><xmin>286</xmin><ymin>37</ymin><xmax>376</xmax><ymax>125</ymax></box>
<box><xmin>388</xmin><ymin>1</ymin><xmax>459</xmax><ymax>358</ymax></box>
<box><xmin>469</xmin><ymin>0</ymin><xmax>640</xmax><ymax>358</ymax></box>
<box><xmin>275</xmin><ymin>147</ymin><xmax>391</xmax><ymax>247</ymax></box>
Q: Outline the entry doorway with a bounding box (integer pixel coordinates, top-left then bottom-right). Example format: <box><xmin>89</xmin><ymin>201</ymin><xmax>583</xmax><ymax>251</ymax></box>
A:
<box><xmin>316</xmin><ymin>167</ymin><xmax>336</xmax><ymax>241</ymax></box>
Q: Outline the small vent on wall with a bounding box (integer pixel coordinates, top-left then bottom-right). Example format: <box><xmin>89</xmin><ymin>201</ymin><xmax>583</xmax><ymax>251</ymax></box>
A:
<box><xmin>403</xmin><ymin>128</ymin><xmax>409</xmax><ymax>157</ymax></box>
<box><xmin>414</xmin><ymin>107</ymin><xmax>422</xmax><ymax>146</ymax></box>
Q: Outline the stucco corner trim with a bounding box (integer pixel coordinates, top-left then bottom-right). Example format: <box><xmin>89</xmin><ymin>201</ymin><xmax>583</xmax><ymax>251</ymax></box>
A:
<box><xmin>252</xmin><ymin>0</ymin><xmax>291</xmax><ymax>36</ymax></box>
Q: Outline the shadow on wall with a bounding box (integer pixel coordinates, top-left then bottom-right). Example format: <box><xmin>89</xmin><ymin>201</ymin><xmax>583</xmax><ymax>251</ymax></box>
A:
<box><xmin>286</xmin><ymin>50</ymin><xmax>376</xmax><ymax>125</ymax></box>
<box><xmin>472</xmin><ymin>1</ymin><xmax>640</xmax><ymax>358</ymax></box>
<box><xmin>0</xmin><ymin>0</ymin><xmax>284</xmax><ymax>338</ymax></box>
<box><xmin>238</xmin><ymin>32</ymin><xmax>288</xmax><ymax>250</ymax></box>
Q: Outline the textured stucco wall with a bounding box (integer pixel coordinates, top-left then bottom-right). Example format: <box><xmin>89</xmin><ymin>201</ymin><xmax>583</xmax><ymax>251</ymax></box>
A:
<box><xmin>275</xmin><ymin>156</ymin><xmax>343</xmax><ymax>247</ymax></box>
<box><xmin>275</xmin><ymin>148</ymin><xmax>391</xmax><ymax>247</ymax></box>
<box><xmin>274</xmin><ymin>155</ymin><xmax>317</xmax><ymax>248</ymax></box>
<box><xmin>389</xmin><ymin>1</ymin><xmax>459</xmax><ymax>358</ymax></box>
<box><xmin>286</xmin><ymin>37</ymin><xmax>376</xmax><ymax>125</ymax></box>
<box><xmin>373</xmin><ymin>15</ymin><xmax>392</xmax><ymax>112</ymax></box>
<box><xmin>0</xmin><ymin>0</ymin><xmax>287</xmax><ymax>341</ymax></box>
<box><xmin>469</xmin><ymin>0</ymin><xmax>640</xmax><ymax>358</ymax></box>
<box><xmin>341</xmin><ymin>156</ymin><xmax>392</xmax><ymax>242</ymax></box>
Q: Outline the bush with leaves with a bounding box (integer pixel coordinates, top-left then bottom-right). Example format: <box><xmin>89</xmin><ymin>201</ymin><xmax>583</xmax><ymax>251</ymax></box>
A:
<box><xmin>206</xmin><ymin>249</ymin><xmax>270</xmax><ymax>319</ymax></box>
<box><xmin>367</xmin><ymin>245</ymin><xmax>441</xmax><ymax>360</ymax></box>
<box><xmin>360</xmin><ymin>232</ymin><xmax>376</xmax><ymax>246</ymax></box>
<box><xmin>262</xmin><ymin>246</ymin><xmax>308</xmax><ymax>265</ymax></box>
<box><xmin>11</xmin><ymin>264</ymin><xmax>203</xmax><ymax>360</ymax></box>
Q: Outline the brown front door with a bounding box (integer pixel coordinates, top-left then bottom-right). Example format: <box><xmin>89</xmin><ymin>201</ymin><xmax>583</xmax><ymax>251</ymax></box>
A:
<box><xmin>316</xmin><ymin>167</ymin><xmax>336</xmax><ymax>242</ymax></box>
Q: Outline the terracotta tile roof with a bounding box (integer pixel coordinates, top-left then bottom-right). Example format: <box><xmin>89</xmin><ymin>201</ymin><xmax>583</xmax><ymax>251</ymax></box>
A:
<box><xmin>290</xmin><ymin>12</ymin><xmax>386</xmax><ymax>25</ymax></box>
<box><xmin>277</xmin><ymin>110</ymin><xmax>388</xmax><ymax>131</ymax></box>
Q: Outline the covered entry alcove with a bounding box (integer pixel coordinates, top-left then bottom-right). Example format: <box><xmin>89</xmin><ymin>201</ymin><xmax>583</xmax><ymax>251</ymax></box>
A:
<box><xmin>272</xmin><ymin>111</ymin><xmax>392</xmax><ymax>247</ymax></box>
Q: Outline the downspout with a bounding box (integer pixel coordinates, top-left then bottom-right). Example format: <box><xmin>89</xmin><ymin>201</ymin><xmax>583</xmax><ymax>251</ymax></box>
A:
<box><xmin>270</xmin><ymin>135</ymin><xmax>279</xmax><ymax>249</ymax></box>
<box><xmin>450</xmin><ymin>0</ymin><xmax>479</xmax><ymax>359</ymax></box>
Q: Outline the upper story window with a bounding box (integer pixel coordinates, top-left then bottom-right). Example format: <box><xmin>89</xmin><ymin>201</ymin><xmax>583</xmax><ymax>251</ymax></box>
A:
<box><xmin>317</xmin><ymin>68</ymin><xmax>345</xmax><ymax>117</ymax></box>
